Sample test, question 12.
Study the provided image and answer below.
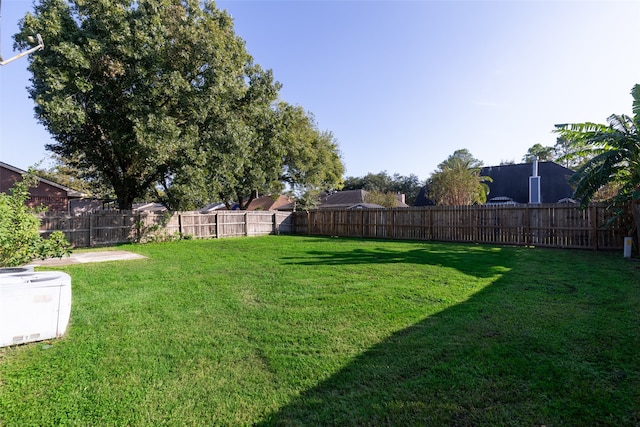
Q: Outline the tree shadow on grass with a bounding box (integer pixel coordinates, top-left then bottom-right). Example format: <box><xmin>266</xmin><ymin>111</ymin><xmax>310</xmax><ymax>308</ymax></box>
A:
<box><xmin>282</xmin><ymin>240</ymin><xmax>509</xmax><ymax>279</ymax></box>
<box><xmin>261</xmin><ymin>242</ymin><xmax>640</xmax><ymax>426</ymax></box>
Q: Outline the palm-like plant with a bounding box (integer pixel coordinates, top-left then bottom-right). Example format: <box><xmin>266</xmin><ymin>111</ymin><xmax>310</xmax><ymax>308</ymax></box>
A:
<box><xmin>555</xmin><ymin>84</ymin><xmax>640</xmax><ymax>249</ymax></box>
<box><xmin>429</xmin><ymin>149</ymin><xmax>492</xmax><ymax>206</ymax></box>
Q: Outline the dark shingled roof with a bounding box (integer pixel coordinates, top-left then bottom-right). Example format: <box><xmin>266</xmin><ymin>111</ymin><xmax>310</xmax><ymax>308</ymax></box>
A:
<box><xmin>245</xmin><ymin>195</ymin><xmax>293</xmax><ymax>211</ymax></box>
<box><xmin>318</xmin><ymin>189</ymin><xmax>409</xmax><ymax>209</ymax></box>
<box><xmin>318</xmin><ymin>189</ymin><xmax>368</xmax><ymax>209</ymax></box>
<box><xmin>413</xmin><ymin>161</ymin><xmax>575</xmax><ymax>206</ymax></box>
<box><xmin>413</xmin><ymin>186</ymin><xmax>434</xmax><ymax>207</ymax></box>
<box><xmin>481</xmin><ymin>161</ymin><xmax>574</xmax><ymax>204</ymax></box>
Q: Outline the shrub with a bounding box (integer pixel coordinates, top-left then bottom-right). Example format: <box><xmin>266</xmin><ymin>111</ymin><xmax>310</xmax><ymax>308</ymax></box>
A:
<box><xmin>0</xmin><ymin>175</ymin><xmax>72</xmax><ymax>267</ymax></box>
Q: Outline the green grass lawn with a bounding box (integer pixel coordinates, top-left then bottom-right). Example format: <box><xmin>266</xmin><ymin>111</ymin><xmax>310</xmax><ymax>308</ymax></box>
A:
<box><xmin>1</xmin><ymin>236</ymin><xmax>638</xmax><ymax>426</ymax></box>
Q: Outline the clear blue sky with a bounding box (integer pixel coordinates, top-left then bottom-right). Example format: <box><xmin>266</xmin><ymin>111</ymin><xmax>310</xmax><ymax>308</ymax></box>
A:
<box><xmin>2</xmin><ymin>1</ymin><xmax>640</xmax><ymax>183</ymax></box>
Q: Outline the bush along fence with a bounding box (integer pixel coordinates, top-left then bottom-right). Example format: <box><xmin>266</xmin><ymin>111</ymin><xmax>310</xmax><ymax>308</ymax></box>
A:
<box><xmin>291</xmin><ymin>203</ymin><xmax>632</xmax><ymax>250</ymax></box>
<box><xmin>39</xmin><ymin>211</ymin><xmax>294</xmax><ymax>248</ymax></box>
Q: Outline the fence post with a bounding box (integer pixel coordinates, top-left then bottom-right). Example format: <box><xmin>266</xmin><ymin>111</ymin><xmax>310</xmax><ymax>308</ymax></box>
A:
<box><xmin>291</xmin><ymin>211</ymin><xmax>296</xmax><ymax>234</ymax></box>
<box><xmin>245</xmin><ymin>212</ymin><xmax>249</xmax><ymax>236</ymax></box>
<box><xmin>474</xmin><ymin>206</ymin><xmax>480</xmax><ymax>243</ymax></box>
<box><xmin>273</xmin><ymin>212</ymin><xmax>277</xmax><ymax>235</ymax></box>
<box><xmin>428</xmin><ymin>207</ymin><xmax>433</xmax><ymax>241</ymax></box>
<box><xmin>589</xmin><ymin>205</ymin><xmax>598</xmax><ymax>250</ymax></box>
<box><xmin>524</xmin><ymin>205</ymin><xmax>530</xmax><ymax>246</ymax></box>
<box><xmin>89</xmin><ymin>213</ymin><xmax>94</xmax><ymax>247</ymax></box>
<box><xmin>392</xmin><ymin>209</ymin><xmax>397</xmax><ymax>240</ymax></box>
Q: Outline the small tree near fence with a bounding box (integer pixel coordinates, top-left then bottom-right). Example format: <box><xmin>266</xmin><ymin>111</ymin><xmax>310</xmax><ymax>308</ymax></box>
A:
<box><xmin>0</xmin><ymin>175</ymin><xmax>71</xmax><ymax>267</ymax></box>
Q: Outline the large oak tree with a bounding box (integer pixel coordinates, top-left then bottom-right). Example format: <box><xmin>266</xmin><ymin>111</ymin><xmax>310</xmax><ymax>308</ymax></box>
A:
<box><xmin>16</xmin><ymin>0</ymin><xmax>343</xmax><ymax>210</ymax></box>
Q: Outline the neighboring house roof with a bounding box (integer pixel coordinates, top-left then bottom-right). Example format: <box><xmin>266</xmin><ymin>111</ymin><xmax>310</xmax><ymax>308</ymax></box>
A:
<box><xmin>69</xmin><ymin>199</ymin><xmax>110</xmax><ymax>215</ymax></box>
<box><xmin>245</xmin><ymin>195</ymin><xmax>293</xmax><ymax>211</ymax></box>
<box><xmin>413</xmin><ymin>186</ymin><xmax>435</xmax><ymax>207</ymax></box>
<box><xmin>133</xmin><ymin>202</ymin><xmax>168</xmax><ymax>213</ymax></box>
<box><xmin>414</xmin><ymin>161</ymin><xmax>575</xmax><ymax>206</ymax></box>
<box><xmin>413</xmin><ymin>162</ymin><xmax>573</xmax><ymax>206</ymax></box>
<box><xmin>0</xmin><ymin>161</ymin><xmax>86</xmax><ymax>198</ymax></box>
<box><xmin>318</xmin><ymin>189</ymin><xmax>409</xmax><ymax>209</ymax></box>
<box><xmin>347</xmin><ymin>202</ymin><xmax>385</xmax><ymax>209</ymax></box>
<box><xmin>480</xmin><ymin>161</ymin><xmax>574</xmax><ymax>204</ymax></box>
<box><xmin>486</xmin><ymin>196</ymin><xmax>517</xmax><ymax>205</ymax></box>
<box><xmin>318</xmin><ymin>189</ymin><xmax>368</xmax><ymax>209</ymax></box>
<box><xmin>199</xmin><ymin>202</ymin><xmax>227</xmax><ymax>213</ymax></box>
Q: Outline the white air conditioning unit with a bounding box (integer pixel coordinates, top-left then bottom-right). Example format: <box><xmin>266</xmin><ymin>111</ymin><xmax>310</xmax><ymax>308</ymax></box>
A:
<box><xmin>0</xmin><ymin>271</ymin><xmax>72</xmax><ymax>347</ymax></box>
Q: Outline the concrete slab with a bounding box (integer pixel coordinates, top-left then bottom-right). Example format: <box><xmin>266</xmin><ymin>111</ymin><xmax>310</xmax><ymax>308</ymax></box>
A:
<box><xmin>31</xmin><ymin>251</ymin><xmax>147</xmax><ymax>267</ymax></box>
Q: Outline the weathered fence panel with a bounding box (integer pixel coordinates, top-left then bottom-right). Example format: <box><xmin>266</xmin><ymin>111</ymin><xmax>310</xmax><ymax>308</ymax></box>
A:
<box><xmin>39</xmin><ymin>211</ymin><xmax>139</xmax><ymax>247</ymax></box>
<box><xmin>293</xmin><ymin>204</ymin><xmax>631</xmax><ymax>250</ymax></box>
<box><xmin>216</xmin><ymin>212</ymin><xmax>246</xmax><ymax>238</ymax></box>
<box><xmin>274</xmin><ymin>211</ymin><xmax>293</xmax><ymax>234</ymax></box>
<box><xmin>39</xmin><ymin>215</ymin><xmax>91</xmax><ymax>247</ymax></box>
<box><xmin>39</xmin><ymin>211</ymin><xmax>295</xmax><ymax>248</ymax></box>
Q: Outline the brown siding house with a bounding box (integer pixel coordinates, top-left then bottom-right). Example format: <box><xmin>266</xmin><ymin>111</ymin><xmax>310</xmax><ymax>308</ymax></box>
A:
<box><xmin>0</xmin><ymin>162</ymin><xmax>85</xmax><ymax>213</ymax></box>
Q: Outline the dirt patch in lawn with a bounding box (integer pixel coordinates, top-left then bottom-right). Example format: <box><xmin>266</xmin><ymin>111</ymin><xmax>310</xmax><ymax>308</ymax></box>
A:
<box><xmin>31</xmin><ymin>251</ymin><xmax>147</xmax><ymax>266</ymax></box>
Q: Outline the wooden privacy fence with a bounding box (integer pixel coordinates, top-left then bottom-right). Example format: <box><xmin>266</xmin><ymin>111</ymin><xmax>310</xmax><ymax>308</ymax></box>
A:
<box><xmin>39</xmin><ymin>211</ymin><xmax>294</xmax><ymax>248</ymax></box>
<box><xmin>292</xmin><ymin>204</ymin><xmax>632</xmax><ymax>250</ymax></box>
<box><xmin>39</xmin><ymin>204</ymin><xmax>631</xmax><ymax>250</ymax></box>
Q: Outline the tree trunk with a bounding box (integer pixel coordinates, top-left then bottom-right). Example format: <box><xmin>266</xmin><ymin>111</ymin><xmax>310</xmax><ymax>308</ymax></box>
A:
<box><xmin>115</xmin><ymin>190</ymin><xmax>134</xmax><ymax>211</ymax></box>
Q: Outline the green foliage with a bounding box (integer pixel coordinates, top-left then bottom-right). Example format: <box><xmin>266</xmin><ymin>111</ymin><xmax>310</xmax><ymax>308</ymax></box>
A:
<box><xmin>363</xmin><ymin>190</ymin><xmax>402</xmax><ymax>208</ymax></box>
<box><xmin>521</xmin><ymin>137</ymin><xmax>592</xmax><ymax>170</ymax></box>
<box><xmin>37</xmin><ymin>231</ymin><xmax>73</xmax><ymax>261</ymax></box>
<box><xmin>553</xmin><ymin>134</ymin><xmax>592</xmax><ymax>170</ymax></box>
<box><xmin>276</xmin><ymin>105</ymin><xmax>345</xmax><ymax>199</ymax></box>
<box><xmin>428</xmin><ymin>149</ymin><xmax>492</xmax><ymax>205</ymax></box>
<box><xmin>35</xmin><ymin>154</ymin><xmax>112</xmax><ymax>200</ymax></box>
<box><xmin>135</xmin><ymin>212</ymin><xmax>189</xmax><ymax>243</ymax></box>
<box><xmin>556</xmin><ymin>113</ymin><xmax>640</xmax><ymax>207</ymax></box>
<box><xmin>555</xmin><ymin>84</ymin><xmax>640</xmax><ymax>249</ymax></box>
<box><xmin>17</xmin><ymin>0</ymin><xmax>252</xmax><ymax>210</ymax></box>
<box><xmin>159</xmin><ymin>102</ymin><xmax>344</xmax><ymax>211</ymax></box>
<box><xmin>288</xmin><ymin>186</ymin><xmax>321</xmax><ymax>211</ymax></box>
<box><xmin>16</xmin><ymin>0</ymin><xmax>344</xmax><ymax>211</ymax></box>
<box><xmin>343</xmin><ymin>171</ymin><xmax>423</xmax><ymax>205</ymax></box>
<box><xmin>0</xmin><ymin>177</ymin><xmax>71</xmax><ymax>267</ymax></box>
<box><xmin>522</xmin><ymin>143</ymin><xmax>555</xmax><ymax>162</ymax></box>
